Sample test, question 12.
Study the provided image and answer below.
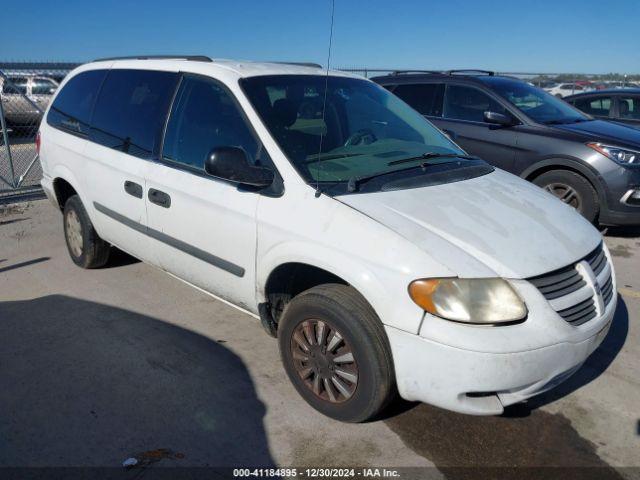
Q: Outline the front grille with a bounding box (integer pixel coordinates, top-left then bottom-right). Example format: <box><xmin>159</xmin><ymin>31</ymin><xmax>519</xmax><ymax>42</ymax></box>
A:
<box><xmin>601</xmin><ymin>274</ymin><xmax>614</xmax><ymax>306</ymax></box>
<box><xmin>586</xmin><ymin>246</ymin><xmax>607</xmax><ymax>277</ymax></box>
<box><xmin>528</xmin><ymin>243</ymin><xmax>614</xmax><ymax>327</ymax></box>
<box><xmin>528</xmin><ymin>265</ymin><xmax>585</xmax><ymax>301</ymax></box>
<box><xmin>556</xmin><ymin>297</ymin><xmax>597</xmax><ymax>326</ymax></box>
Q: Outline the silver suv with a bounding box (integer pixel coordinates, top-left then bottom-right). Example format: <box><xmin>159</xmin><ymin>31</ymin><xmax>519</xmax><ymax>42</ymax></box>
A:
<box><xmin>0</xmin><ymin>75</ymin><xmax>58</xmax><ymax>129</ymax></box>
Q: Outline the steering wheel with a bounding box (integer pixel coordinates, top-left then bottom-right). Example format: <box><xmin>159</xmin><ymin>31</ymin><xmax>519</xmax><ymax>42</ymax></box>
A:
<box><xmin>344</xmin><ymin>129</ymin><xmax>377</xmax><ymax>147</ymax></box>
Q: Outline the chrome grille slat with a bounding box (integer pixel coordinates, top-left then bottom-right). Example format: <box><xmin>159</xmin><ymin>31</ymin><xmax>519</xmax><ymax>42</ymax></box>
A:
<box><xmin>528</xmin><ymin>243</ymin><xmax>612</xmax><ymax>327</ymax></box>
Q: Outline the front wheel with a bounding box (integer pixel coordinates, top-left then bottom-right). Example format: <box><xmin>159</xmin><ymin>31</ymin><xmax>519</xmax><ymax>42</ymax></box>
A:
<box><xmin>533</xmin><ymin>170</ymin><xmax>599</xmax><ymax>223</ymax></box>
<box><xmin>278</xmin><ymin>284</ymin><xmax>395</xmax><ymax>423</ymax></box>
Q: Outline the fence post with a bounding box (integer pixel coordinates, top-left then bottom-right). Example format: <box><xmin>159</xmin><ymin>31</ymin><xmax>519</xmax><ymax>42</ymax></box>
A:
<box><xmin>0</xmin><ymin>93</ymin><xmax>16</xmax><ymax>188</ymax></box>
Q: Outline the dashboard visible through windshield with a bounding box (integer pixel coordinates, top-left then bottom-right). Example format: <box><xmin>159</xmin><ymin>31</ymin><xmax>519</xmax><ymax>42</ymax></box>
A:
<box><xmin>241</xmin><ymin>74</ymin><xmax>493</xmax><ymax>194</ymax></box>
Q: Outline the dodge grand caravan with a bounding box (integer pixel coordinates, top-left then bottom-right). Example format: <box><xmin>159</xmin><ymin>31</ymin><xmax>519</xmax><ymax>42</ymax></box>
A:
<box><xmin>39</xmin><ymin>56</ymin><xmax>616</xmax><ymax>422</ymax></box>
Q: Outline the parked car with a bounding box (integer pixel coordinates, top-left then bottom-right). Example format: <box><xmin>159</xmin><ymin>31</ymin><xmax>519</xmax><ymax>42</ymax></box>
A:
<box><xmin>545</xmin><ymin>82</ymin><xmax>590</xmax><ymax>98</ymax></box>
<box><xmin>40</xmin><ymin>57</ymin><xmax>615</xmax><ymax>422</ymax></box>
<box><xmin>373</xmin><ymin>71</ymin><xmax>640</xmax><ymax>226</ymax></box>
<box><xmin>0</xmin><ymin>75</ymin><xmax>58</xmax><ymax>128</ymax></box>
<box><xmin>566</xmin><ymin>89</ymin><xmax>640</xmax><ymax>130</ymax></box>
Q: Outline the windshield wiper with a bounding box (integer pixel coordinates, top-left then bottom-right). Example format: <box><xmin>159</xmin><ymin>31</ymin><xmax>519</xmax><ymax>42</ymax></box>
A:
<box><xmin>305</xmin><ymin>152</ymin><xmax>363</xmax><ymax>164</ymax></box>
<box><xmin>388</xmin><ymin>152</ymin><xmax>478</xmax><ymax>167</ymax></box>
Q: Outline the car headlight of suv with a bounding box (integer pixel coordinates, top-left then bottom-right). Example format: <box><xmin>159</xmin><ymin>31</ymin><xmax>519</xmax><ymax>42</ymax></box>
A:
<box><xmin>587</xmin><ymin>142</ymin><xmax>640</xmax><ymax>165</ymax></box>
<box><xmin>408</xmin><ymin>278</ymin><xmax>527</xmax><ymax>324</ymax></box>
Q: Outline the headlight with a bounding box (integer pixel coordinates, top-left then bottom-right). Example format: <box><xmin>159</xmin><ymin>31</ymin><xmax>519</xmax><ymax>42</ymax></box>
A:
<box><xmin>587</xmin><ymin>142</ymin><xmax>640</xmax><ymax>165</ymax></box>
<box><xmin>408</xmin><ymin>278</ymin><xmax>527</xmax><ymax>324</ymax></box>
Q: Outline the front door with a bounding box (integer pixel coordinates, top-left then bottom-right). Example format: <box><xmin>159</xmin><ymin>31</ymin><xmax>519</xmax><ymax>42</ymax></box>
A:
<box><xmin>434</xmin><ymin>83</ymin><xmax>518</xmax><ymax>171</ymax></box>
<box><xmin>146</xmin><ymin>74</ymin><xmax>268</xmax><ymax>312</ymax></box>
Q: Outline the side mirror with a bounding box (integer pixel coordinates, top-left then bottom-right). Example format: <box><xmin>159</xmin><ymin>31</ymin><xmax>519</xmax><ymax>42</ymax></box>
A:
<box><xmin>484</xmin><ymin>111</ymin><xmax>515</xmax><ymax>127</ymax></box>
<box><xmin>204</xmin><ymin>146</ymin><xmax>274</xmax><ymax>187</ymax></box>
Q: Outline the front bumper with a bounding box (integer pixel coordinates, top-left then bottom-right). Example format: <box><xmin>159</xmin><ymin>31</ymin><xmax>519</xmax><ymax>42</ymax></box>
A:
<box><xmin>385</xmin><ymin>294</ymin><xmax>616</xmax><ymax>415</ymax></box>
<box><xmin>599</xmin><ymin>166</ymin><xmax>640</xmax><ymax>226</ymax></box>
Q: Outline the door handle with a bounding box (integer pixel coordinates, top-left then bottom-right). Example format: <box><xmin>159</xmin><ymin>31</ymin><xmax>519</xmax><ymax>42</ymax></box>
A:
<box><xmin>148</xmin><ymin>188</ymin><xmax>171</xmax><ymax>208</ymax></box>
<box><xmin>124</xmin><ymin>180</ymin><xmax>143</xmax><ymax>199</ymax></box>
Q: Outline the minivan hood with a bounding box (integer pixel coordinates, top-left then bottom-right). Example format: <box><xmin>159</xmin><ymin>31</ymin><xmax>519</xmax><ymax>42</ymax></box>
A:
<box><xmin>337</xmin><ymin>169</ymin><xmax>600</xmax><ymax>279</ymax></box>
<box><xmin>552</xmin><ymin>119</ymin><xmax>640</xmax><ymax>148</ymax></box>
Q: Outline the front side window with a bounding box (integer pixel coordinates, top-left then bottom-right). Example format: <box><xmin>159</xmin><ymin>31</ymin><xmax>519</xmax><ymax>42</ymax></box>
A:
<box><xmin>32</xmin><ymin>79</ymin><xmax>57</xmax><ymax>95</ymax></box>
<box><xmin>163</xmin><ymin>75</ymin><xmax>263</xmax><ymax>169</ymax></box>
<box><xmin>619</xmin><ymin>97</ymin><xmax>640</xmax><ymax>119</ymax></box>
<box><xmin>392</xmin><ymin>83</ymin><xmax>444</xmax><ymax>117</ymax></box>
<box><xmin>573</xmin><ymin>97</ymin><xmax>611</xmax><ymax>117</ymax></box>
<box><xmin>483</xmin><ymin>77</ymin><xmax>588</xmax><ymax>125</ymax></box>
<box><xmin>47</xmin><ymin>70</ymin><xmax>107</xmax><ymax>135</ymax></box>
<box><xmin>90</xmin><ymin>69</ymin><xmax>179</xmax><ymax>159</ymax></box>
<box><xmin>443</xmin><ymin>84</ymin><xmax>506</xmax><ymax>123</ymax></box>
<box><xmin>241</xmin><ymin>75</ymin><xmax>482</xmax><ymax>193</ymax></box>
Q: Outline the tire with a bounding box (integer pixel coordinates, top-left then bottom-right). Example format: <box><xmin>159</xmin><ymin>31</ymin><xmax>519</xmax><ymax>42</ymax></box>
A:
<box><xmin>532</xmin><ymin>170</ymin><xmax>599</xmax><ymax>223</ymax></box>
<box><xmin>278</xmin><ymin>284</ymin><xmax>395</xmax><ymax>422</ymax></box>
<box><xmin>63</xmin><ymin>195</ymin><xmax>110</xmax><ymax>269</ymax></box>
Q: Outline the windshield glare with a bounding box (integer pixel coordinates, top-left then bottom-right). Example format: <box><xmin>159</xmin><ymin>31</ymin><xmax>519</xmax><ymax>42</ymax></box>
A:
<box><xmin>241</xmin><ymin>75</ymin><xmax>466</xmax><ymax>184</ymax></box>
<box><xmin>482</xmin><ymin>78</ymin><xmax>588</xmax><ymax>124</ymax></box>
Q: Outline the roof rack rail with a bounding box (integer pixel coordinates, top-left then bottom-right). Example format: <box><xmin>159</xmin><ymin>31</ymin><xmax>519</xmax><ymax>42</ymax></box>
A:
<box><xmin>446</xmin><ymin>69</ymin><xmax>494</xmax><ymax>76</ymax></box>
<box><xmin>392</xmin><ymin>70</ymin><xmax>443</xmax><ymax>75</ymax></box>
<box><xmin>270</xmin><ymin>61</ymin><xmax>323</xmax><ymax>68</ymax></box>
<box><xmin>93</xmin><ymin>55</ymin><xmax>213</xmax><ymax>63</ymax></box>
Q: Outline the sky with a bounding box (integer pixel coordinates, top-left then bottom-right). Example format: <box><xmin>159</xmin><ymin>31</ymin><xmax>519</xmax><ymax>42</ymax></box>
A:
<box><xmin>1</xmin><ymin>0</ymin><xmax>638</xmax><ymax>74</ymax></box>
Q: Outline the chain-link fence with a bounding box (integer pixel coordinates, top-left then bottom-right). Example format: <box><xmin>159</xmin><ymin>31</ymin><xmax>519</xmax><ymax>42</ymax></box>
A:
<box><xmin>1</xmin><ymin>61</ymin><xmax>639</xmax><ymax>200</ymax></box>
<box><xmin>0</xmin><ymin>62</ymin><xmax>79</xmax><ymax>198</ymax></box>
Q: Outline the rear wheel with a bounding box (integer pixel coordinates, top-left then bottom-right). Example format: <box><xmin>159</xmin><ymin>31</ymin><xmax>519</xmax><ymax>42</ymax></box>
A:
<box><xmin>533</xmin><ymin>170</ymin><xmax>599</xmax><ymax>223</ymax></box>
<box><xmin>278</xmin><ymin>284</ymin><xmax>395</xmax><ymax>423</ymax></box>
<box><xmin>63</xmin><ymin>195</ymin><xmax>110</xmax><ymax>268</ymax></box>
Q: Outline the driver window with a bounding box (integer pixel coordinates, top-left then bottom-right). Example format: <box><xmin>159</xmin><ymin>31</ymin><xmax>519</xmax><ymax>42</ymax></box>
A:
<box><xmin>163</xmin><ymin>75</ymin><xmax>263</xmax><ymax>169</ymax></box>
<box><xmin>443</xmin><ymin>85</ymin><xmax>506</xmax><ymax>123</ymax></box>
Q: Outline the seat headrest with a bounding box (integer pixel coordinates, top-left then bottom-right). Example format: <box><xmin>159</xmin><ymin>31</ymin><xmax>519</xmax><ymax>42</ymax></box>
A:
<box><xmin>271</xmin><ymin>98</ymin><xmax>298</xmax><ymax>128</ymax></box>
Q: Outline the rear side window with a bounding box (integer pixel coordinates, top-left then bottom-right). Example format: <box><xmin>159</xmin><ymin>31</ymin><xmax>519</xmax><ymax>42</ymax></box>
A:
<box><xmin>90</xmin><ymin>69</ymin><xmax>178</xmax><ymax>159</ymax></box>
<box><xmin>162</xmin><ymin>75</ymin><xmax>263</xmax><ymax>169</ymax></box>
<box><xmin>2</xmin><ymin>77</ymin><xmax>29</xmax><ymax>95</ymax></box>
<box><xmin>443</xmin><ymin>84</ymin><xmax>506</xmax><ymax>123</ymax></box>
<box><xmin>573</xmin><ymin>97</ymin><xmax>611</xmax><ymax>117</ymax></box>
<box><xmin>392</xmin><ymin>83</ymin><xmax>444</xmax><ymax>117</ymax></box>
<box><xmin>47</xmin><ymin>70</ymin><xmax>107</xmax><ymax>135</ymax></box>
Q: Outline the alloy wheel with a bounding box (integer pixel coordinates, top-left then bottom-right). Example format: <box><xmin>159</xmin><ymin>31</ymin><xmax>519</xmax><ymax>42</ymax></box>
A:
<box><xmin>544</xmin><ymin>182</ymin><xmax>582</xmax><ymax>210</ymax></box>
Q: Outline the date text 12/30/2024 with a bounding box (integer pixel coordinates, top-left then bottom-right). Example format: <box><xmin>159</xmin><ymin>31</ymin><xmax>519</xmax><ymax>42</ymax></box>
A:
<box><xmin>233</xmin><ymin>468</ymin><xmax>401</xmax><ymax>478</ymax></box>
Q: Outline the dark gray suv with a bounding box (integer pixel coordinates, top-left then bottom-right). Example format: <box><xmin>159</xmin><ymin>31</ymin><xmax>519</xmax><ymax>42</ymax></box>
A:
<box><xmin>373</xmin><ymin>71</ymin><xmax>640</xmax><ymax>226</ymax></box>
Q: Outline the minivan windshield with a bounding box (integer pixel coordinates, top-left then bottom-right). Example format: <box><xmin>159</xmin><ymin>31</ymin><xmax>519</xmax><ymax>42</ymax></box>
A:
<box><xmin>481</xmin><ymin>77</ymin><xmax>590</xmax><ymax>125</ymax></box>
<box><xmin>241</xmin><ymin>75</ymin><xmax>481</xmax><ymax>192</ymax></box>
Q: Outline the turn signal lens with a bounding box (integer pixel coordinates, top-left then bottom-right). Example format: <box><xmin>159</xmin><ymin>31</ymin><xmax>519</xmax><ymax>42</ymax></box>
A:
<box><xmin>408</xmin><ymin>278</ymin><xmax>527</xmax><ymax>324</ymax></box>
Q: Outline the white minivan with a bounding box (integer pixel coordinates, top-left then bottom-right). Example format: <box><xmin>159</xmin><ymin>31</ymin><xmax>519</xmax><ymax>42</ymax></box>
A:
<box><xmin>39</xmin><ymin>56</ymin><xmax>616</xmax><ymax>422</ymax></box>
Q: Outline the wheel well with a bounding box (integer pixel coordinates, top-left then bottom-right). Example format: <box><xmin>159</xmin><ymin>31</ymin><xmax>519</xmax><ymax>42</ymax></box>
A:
<box><xmin>52</xmin><ymin>178</ymin><xmax>77</xmax><ymax>210</ymax></box>
<box><xmin>264</xmin><ymin>263</ymin><xmax>348</xmax><ymax>324</ymax></box>
<box><xmin>525</xmin><ymin>164</ymin><xmax>594</xmax><ymax>188</ymax></box>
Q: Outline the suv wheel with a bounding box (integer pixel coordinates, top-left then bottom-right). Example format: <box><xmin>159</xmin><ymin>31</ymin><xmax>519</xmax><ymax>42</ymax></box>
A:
<box><xmin>533</xmin><ymin>170</ymin><xmax>599</xmax><ymax>223</ymax></box>
<box><xmin>63</xmin><ymin>195</ymin><xmax>111</xmax><ymax>268</ymax></box>
<box><xmin>278</xmin><ymin>284</ymin><xmax>395</xmax><ymax>423</ymax></box>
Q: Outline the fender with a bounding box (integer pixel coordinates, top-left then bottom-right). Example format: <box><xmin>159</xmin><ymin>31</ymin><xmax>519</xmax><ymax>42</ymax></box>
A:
<box><xmin>49</xmin><ymin>165</ymin><xmax>104</xmax><ymax>233</ymax></box>
<box><xmin>257</xmin><ymin>240</ymin><xmax>427</xmax><ymax>334</ymax></box>
<box><xmin>520</xmin><ymin>156</ymin><xmax>607</xmax><ymax>207</ymax></box>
